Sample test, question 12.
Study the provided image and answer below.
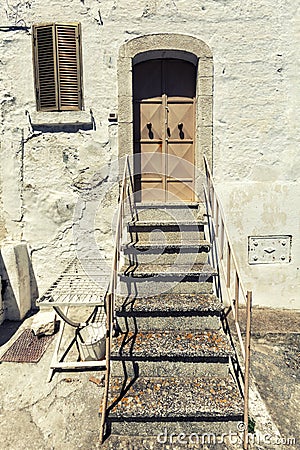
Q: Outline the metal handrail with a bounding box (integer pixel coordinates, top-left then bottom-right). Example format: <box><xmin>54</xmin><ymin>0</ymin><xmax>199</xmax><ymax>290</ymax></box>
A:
<box><xmin>203</xmin><ymin>154</ymin><xmax>252</xmax><ymax>450</ymax></box>
<box><xmin>99</xmin><ymin>155</ymin><xmax>137</xmax><ymax>443</ymax></box>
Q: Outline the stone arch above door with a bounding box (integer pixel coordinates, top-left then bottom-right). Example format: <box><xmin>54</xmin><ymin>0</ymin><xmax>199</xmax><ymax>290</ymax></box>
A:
<box><xmin>118</xmin><ymin>33</ymin><xmax>213</xmax><ymax>196</ymax></box>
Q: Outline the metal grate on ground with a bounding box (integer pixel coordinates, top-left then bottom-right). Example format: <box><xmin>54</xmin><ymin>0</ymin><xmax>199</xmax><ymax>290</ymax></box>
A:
<box><xmin>37</xmin><ymin>258</ymin><xmax>111</xmax><ymax>307</ymax></box>
<box><xmin>0</xmin><ymin>329</ymin><xmax>55</xmax><ymax>363</ymax></box>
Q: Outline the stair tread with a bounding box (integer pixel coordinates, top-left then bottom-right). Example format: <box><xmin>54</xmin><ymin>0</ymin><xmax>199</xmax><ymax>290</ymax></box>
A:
<box><xmin>129</xmin><ymin>220</ymin><xmax>205</xmax><ymax>226</ymax></box>
<box><xmin>111</xmin><ymin>330</ymin><xmax>233</xmax><ymax>359</ymax></box>
<box><xmin>121</xmin><ymin>263</ymin><xmax>217</xmax><ymax>277</ymax></box>
<box><xmin>137</xmin><ymin>201</ymin><xmax>200</xmax><ymax>206</ymax></box>
<box><xmin>104</xmin><ymin>375</ymin><xmax>243</xmax><ymax>419</ymax></box>
<box><xmin>116</xmin><ymin>293</ymin><xmax>223</xmax><ymax>314</ymax></box>
<box><xmin>124</xmin><ymin>240</ymin><xmax>210</xmax><ymax>251</ymax></box>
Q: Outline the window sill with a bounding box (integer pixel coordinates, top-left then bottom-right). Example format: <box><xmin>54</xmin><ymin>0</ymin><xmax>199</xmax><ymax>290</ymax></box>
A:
<box><xmin>27</xmin><ymin>110</ymin><xmax>95</xmax><ymax>132</ymax></box>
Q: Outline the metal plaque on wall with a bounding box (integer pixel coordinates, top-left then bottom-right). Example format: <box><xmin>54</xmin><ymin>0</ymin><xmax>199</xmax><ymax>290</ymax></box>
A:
<box><xmin>248</xmin><ymin>235</ymin><xmax>292</xmax><ymax>264</ymax></box>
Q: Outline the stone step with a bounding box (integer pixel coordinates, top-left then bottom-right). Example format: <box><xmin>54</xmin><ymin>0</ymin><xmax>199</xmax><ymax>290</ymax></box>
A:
<box><xmin>119</xmin><ymin>263</ymin><xmax>216</xmax><ymax>296</ymax></box>
<box><xmin>123</xmin><ymin>241</ymin><xmax>211</xmax><ymax>253</ymax></box>
<box><xmin>120</xmin><ymin>263</ymin><xmax>217</xmax><ymax>278</ymax></box>
<box><xmin>111</xmin><ymin>358</ymin><xmax>230</xmax><ymax>378</ymax></box>
<box><xmin>115</xmin><ymin>293</ymin><xmax>223</xmax><ymax>331</ymax></box>
<box><xmin>128</xmin><ymin>221</ymin><xmax>205</xmax><ymax>232</ymax></box>
<box><xmin>111</xmin><ymin>330</ymin><xmax>232</xmax><ymax>377</ymax></box>
<box><xmin>123</xmin><ymin>241</ymin><xmax>210</xmax><ymax>265</ymax></box>
<box><xmin>119</xmin><ymin>278</ymin><xmax>214</xmax><ymax>296</ymax></box>
<box><xmin>128</xmin><ymin>222</ymin><xmax>205</xmax><ymax>244</ymax></box>
<box><xmin>116</xmin><ymin>293</ymin><xmax>222</xmax><ymax>315</ymax></box>
<box><xmin>103</xmin><ymin>375</ymin><xmax>243</xmax><ymax>436</ymax></box>
<box><xmin>111</xmin><ymin>330</ymin><xmax>233</xmax><ymax>359</ymax></box>
<box><xmin>128</xmin><ymin>230</ymin><xmax>205</xmax><ymax>244</ymax></box>
<box><xmin>135</xmin><ymin>202</ymin><xmax>205</xmax><ymax>222</ymax></box>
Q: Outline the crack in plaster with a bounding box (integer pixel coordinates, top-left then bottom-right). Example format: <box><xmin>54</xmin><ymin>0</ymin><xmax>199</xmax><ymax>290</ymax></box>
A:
<box><xmin>29</xmin><ymin>222</ymin><xmax>75</xmax><ymax>257</ymax></box>
<box><xmin>52</xmin><ymin>223</ymin><xmax>74</xmax><ymax>244</ymax></box>
<box><xmin>4</xmin><ymin>0</ymin><xmax>32</xmax><ymax>28</ymax></box>
<box><xmin>23</xmin><ymin>131</ymin><xmax>43</xmax><ymax>143</ymax></box>
<box><xmin>72</xmin><ymin>173</ymin><xmax>109</xmax><ymax>193</ymax></box>
<box><xmin>10</xmin><ymin>129</ymin><xmax>25</xmax><ymax>238</ymax></box>
<box><xmin>30</xmin><ymin>224</ymin><xmax>76</xmax><ymax>256</ymax></box>
<box><xmin>80</xmin><ymin>0</ymin><xmax>105</xmax><ymax>28</ymax></box>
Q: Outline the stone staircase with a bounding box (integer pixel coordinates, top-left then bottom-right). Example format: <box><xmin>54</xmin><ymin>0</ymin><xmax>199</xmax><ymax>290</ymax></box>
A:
<box><xmin>101</xmin><ymin>203</ymin><xmax>243</xmax><ymax>448</ymax></box>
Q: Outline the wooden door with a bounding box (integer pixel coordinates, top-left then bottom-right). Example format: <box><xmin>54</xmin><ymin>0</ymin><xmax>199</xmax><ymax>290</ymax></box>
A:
<box><xmin>133</xmin><ymin>59</ymin><xmax>196</xmax><ymax>202</ymax></box>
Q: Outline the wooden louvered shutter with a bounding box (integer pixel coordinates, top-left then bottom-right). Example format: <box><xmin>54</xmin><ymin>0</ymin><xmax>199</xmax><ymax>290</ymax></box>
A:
<box><xmin>33</xmin><ymin>23</ymin><xmax>83</xmax><ymax>111</ymax></box>
<box><xmin>33</xmin><ymin>24</ymin><xmax>58</xmax><ymax>111</ymax></box>
<box><xmin>56</xmin><ymin>24</ymin><xmax>82</xmax><ymax>111</ymax></box>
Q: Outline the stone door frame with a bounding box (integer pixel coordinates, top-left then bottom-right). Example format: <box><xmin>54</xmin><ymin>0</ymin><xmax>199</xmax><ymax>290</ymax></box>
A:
<box><xmin>118</xmin><ymin>33</ymin><xmax>213</xmax><ymax>198</ymax></box>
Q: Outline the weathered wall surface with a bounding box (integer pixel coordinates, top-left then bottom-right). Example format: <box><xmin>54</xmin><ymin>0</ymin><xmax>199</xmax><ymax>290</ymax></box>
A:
<box><xmin>0</xmin><ymin>0</ymin><xmax>299</xmax><ymax>309</ymax></box>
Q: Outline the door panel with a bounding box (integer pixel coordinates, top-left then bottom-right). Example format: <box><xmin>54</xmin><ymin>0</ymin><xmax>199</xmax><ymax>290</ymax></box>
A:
<box><xmin>140</xmin><ymin>102</ymin><xmax>163</xmax><ymax>140</ymax></box>
<box><xmin>167</xmin><ymin>180</ymin><xmax>194</xmax><ymax>202</ymax></box>
<box><xmin>167</xmin><ymin>101</ymin><xmax>194</xmax><ymax>141</ymax></box>
<box><xmin>141</xmin><ymin>143</ymin><xmax>163</xmax><ymax>178</ymax></box>
<box><xmin>133</xmin><ymin>59</ymin><xmax>196</xmax><ymax>202</ymax></box>
<box><xmin>141</xmin><ymin>180</ymin><xmax>164</xmax><ymax>202</ymax></box>
<box><xmin>167</xmin><ymin>143</ymin><xmax>194</xmax><ymax>178</ymax></box>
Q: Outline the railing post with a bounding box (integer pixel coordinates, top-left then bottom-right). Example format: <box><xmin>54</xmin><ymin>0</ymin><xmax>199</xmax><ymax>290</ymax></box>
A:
<box><xmin>235</xmin><ymin>271</ymin><xmax>239</xmax><ymax>321</ymax></box>
<box><xmin>99</xmin><ymin>292</ymin><xmax>112</xmax><ymax>443</ymax></box>
<box><xmin>215</xmin><ymin>201</ymin><xmax>219</xmax><ymax>237</ymax></box>
<box><xmin>226</xmin><ymin>242</ymin><xmax>231</xmax><ymax>288</ymax></box>
<box><xmin>220</xmin><ymin>218</ymin><xmax>224</xmax><ymax>260</ymax></box>
<box><xmin>243</xmin><ymin>291</ymin><xmax>252</xmax><ymax>450</ymax></box>
<box><xmin>210</xmin><ymin>182</ymin><xmax>214</xmax><ymax>216</ymax></box>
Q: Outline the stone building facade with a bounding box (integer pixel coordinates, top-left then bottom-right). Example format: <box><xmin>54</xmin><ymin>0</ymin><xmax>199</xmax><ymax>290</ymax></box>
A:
<box><xmin>0</xmin><ymin>0</ymin><xmax>299</xmax><ymax>322</ymax></box>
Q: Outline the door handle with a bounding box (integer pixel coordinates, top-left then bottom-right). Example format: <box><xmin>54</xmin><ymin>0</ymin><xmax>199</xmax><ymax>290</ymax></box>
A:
<box><xmin>146</xmin><ymin>122</ymin><xmax>154</xmax><ymax>139</ymax></box>
<box><xmin>178</xmin><ymin>122</ymin><xmax>184</xmax><ymax>139</ymax></box>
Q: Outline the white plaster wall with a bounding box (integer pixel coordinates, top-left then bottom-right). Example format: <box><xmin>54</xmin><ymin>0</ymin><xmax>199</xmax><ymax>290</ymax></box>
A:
<box><xmin>217</xmin><ymin>183</ymin><xmax>300</xmax><ymax>309</ymax></box>
<box><xmin>0</xmin><ymin>0</ymin><xmax>299</xmax><ymax>306</ymax></box>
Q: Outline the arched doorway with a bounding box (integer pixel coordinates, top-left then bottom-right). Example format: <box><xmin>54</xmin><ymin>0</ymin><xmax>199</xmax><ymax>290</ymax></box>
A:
<box><xmin>133</xmin><ymin>57</ymin><xmax>196</xmax><ymax>202</ymax></box>
<box><xmin>118</xmin><ymin>34</ymin><xmax>213</xmax><ymax>202</ymax></box>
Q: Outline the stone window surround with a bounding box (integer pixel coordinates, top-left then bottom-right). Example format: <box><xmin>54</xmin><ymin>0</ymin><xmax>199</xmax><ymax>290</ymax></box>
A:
<box><xmin>117</xmin><ymin>33</ymin><xmax>213</xmax><ymax>196</ymax></box>
<box><xmin>28</xmin><ymin>110</ymin><xmax>92</xmax><ymax>126</ymax></box>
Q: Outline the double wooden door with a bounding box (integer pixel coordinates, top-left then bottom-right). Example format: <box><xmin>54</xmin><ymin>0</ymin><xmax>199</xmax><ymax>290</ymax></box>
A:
<box><xmin>133</xmin><ymin>59</ymin><xmax>196</xmax><ymax>202</ymax></box>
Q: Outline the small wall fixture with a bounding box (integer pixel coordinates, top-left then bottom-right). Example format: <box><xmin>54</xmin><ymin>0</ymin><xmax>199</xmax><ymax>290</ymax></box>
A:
<box><xmin>248</xmin><ymin>235</ymin><xmax>292</xmax><ymax>264</ymax></box>
<box><xmin>108</xmin><ymin>112</ymin><xmax>118</xmax><ymax>122</ymax></box>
